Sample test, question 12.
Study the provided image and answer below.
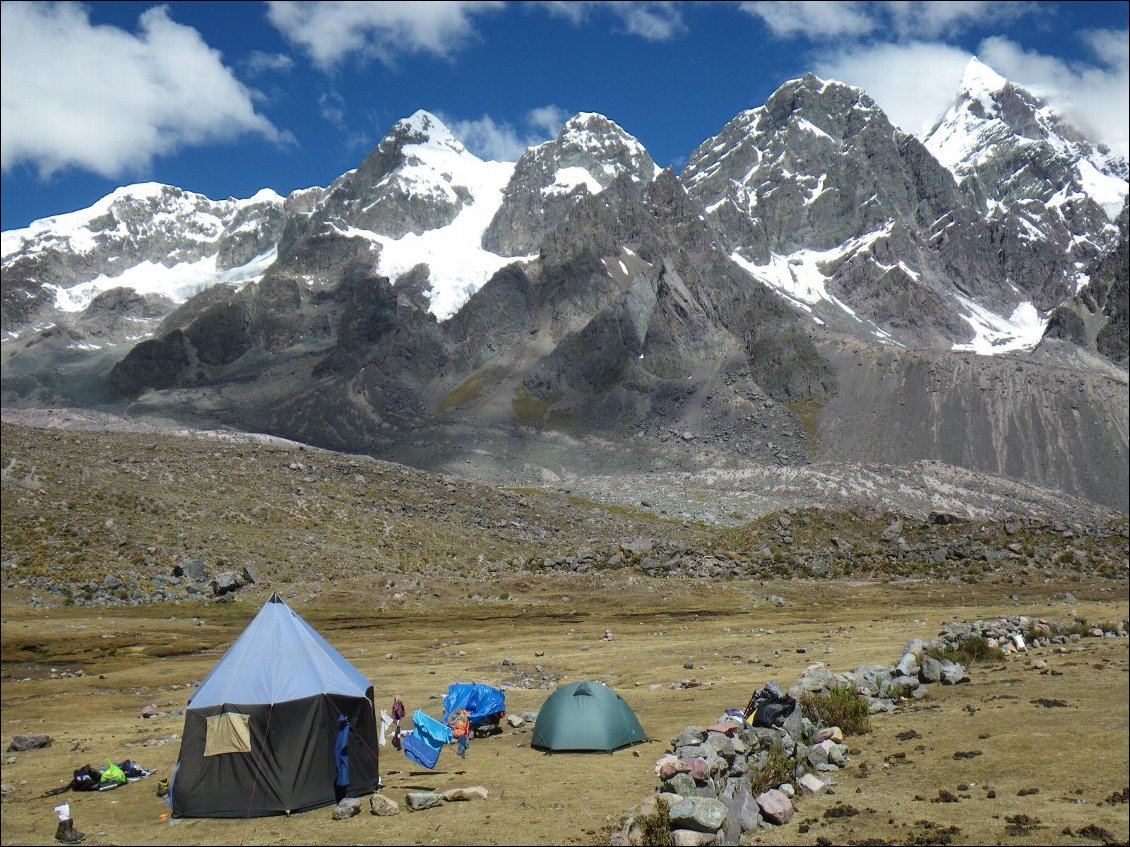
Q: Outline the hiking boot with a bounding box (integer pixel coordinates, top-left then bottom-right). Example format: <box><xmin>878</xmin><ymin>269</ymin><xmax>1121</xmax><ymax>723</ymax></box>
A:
<box><xmin>55</xmin><ymin>818</ymin><xmax>85</xmax><ymax>844</ymax></box>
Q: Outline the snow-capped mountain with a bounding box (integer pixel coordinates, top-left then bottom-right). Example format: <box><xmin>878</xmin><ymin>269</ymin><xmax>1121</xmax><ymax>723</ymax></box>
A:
<box><xmin>276</xmin><ymin>109</ymin><xmax>520</xmax><ymax>320</ymax></box>
<box><xmin>1</xmin><ymin>183</ymin><xmax>302</xmax><ymax>338</ymax></box>
<box><xmin>682</xmin><ymin>63</ymin><xmax>1128</xmax><ymax>353</ymax></box>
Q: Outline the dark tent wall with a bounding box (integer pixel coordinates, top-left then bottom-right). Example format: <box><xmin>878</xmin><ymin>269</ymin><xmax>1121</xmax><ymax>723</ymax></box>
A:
<box><xmin>172</xmin><ymin>692</ymin><xmax>378</xmax><ymax>818</ymax></box>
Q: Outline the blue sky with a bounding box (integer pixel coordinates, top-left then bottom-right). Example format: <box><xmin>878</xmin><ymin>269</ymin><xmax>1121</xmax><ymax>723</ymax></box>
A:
<box><xmin>2</xmin><ymin>1</ymin><xmax>1127</xmax><ymax>231</ymax></box>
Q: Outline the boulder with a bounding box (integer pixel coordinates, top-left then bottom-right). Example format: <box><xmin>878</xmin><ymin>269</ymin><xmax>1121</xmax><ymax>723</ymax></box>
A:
<box><xmin>405</xmin><ymin>791</ymin><xmax>444</xmax><ymax>811</ymax></box>
<box><xmin>720</xmin><ymin>780</ymin><xmax>760</xmax><ymax>832</ymax></box>
<box><xmin>671</xmin><ymin>831</ymin><xmax>716</xmax><ymax>847</ymax></box>
<box><xmin>668</xmin><ymin>797</ymin><xmax>729</xmax><ymax>832</ymax></box>
<box><xmin>918</xmin><ymin>655</ymin><xmax>943</xmax><ymax>684</ymax></box>
<box><xmin>331</xmin><ymin>797</ymin><xmax>361</xmax><ymax>819</ymax></box>
<box><xmin>442</xmin><ymin>786</ymin><xmax>488</xmax><ymax>802</ymax></box>
<box><xmin>369</xmin><ymin>793</ymin><xmax>400</xmax><ymax>816</ymax></box>
<box><xmin>6</xmin><ymin>735</ymin><xmax>52</xmax><ymax>752</ymax></box>
<box><xmin>755</xmin><ymin>788</ymin><xmax>794</xmax><ymax>824</ymax></box>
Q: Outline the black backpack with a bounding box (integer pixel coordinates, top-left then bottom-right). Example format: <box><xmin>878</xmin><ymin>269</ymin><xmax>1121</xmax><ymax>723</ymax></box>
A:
<box><xmin>71</xmin><ymin>765</ymin><xmax>101</xmax><ymax>792</ymax></box>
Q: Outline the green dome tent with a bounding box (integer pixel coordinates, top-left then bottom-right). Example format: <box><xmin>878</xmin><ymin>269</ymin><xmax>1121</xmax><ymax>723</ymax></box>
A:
<box><xmin>532</xmin><ymin>682</ymin><xmax>647</xmax><ymax>752</ymax></box>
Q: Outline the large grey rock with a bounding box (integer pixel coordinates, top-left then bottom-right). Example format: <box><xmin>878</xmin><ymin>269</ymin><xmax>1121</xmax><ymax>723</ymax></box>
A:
<box><xmin>668</xmin><ymin>797</ymin><xmax>729</xmax><ymax>832</ymax></box>
<box><xmin>405</xmin><ymin>791</ymin><xmax>444</xmax><ymax>811</ymax></box>
<box><xmin>720</xmin><ymin>780</ymin><xmax>761</xmax><ymax>832</ymax></box>
<box><xmin>940</xmin><ymin>661</ymin><xmax>971</xmax><ymax>685</ymax></box>
<box><xmin>331</xmin><ymin>797</ymin><xmax>361</xmax><ymax>819</ymax></box>
<box><xmin>6</xmin><ymin>735</ymin><xmax>51</xmax><ymax>752</ymax></box>
<box><xmin>919</xmin><ymin>655</ymin><xmax>943</xmax><ymax>684</ymax></box>
<box><xmin>671</xmin><ymin>831</ymin><xmax>716</xmax><ymax>847</ymax></box>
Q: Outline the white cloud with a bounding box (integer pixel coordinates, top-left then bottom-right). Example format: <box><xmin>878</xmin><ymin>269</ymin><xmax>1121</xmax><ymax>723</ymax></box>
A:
<box><xmin>527</xmin><ymin>105</ymin><xmax>569</xmax><ymax>137</ymax></box>
<box><xmin>813</xmin><ymin>41</ymin><xmax>972</xmax><ymax>136</ymax></box>
<box><xmin>805</xmin><ymin>26</ymin><xmax>1128</xmax><ymax>160</ymax></box>
<box><xmin>979</xmin><ymin>33</ymin><xmax>1129</xmax><ymax>160</ymax></box>
<box><xmin>741</xmin><ymin>1</ymin><xmax>1039</xmax><ymax>41</ymax></box>
<box><xmin>443</xmin><ymin>106</ymin><xmax>567</xmax><ymax>161</ymax></box>
<box><xmin>741</xmin><ymin>1</ymin><xmax>875</xmax><ymax>39</ymax></box>
<box><xmin>1</xmin><ymin>3</ymin><xmax>285</xmax><ymax>179</ymax></box>
<box><xmin>265</xmin><ymin>1</ymin><xmax>504</xmax><ymax>69</ymax></box>
<box><xmin>245</xmin><ymin>50</ymin><xmax>295</xmax><ymax>77</ymax></box>
<box><xmin>538</xmin><ymin>1</ymin><xmax>686</xmax><ymax>41</ymax></box>
<box><xmin>612</xmin><ymin>2</ymin><xmax>686</xmax><ymax>41</ymax></box>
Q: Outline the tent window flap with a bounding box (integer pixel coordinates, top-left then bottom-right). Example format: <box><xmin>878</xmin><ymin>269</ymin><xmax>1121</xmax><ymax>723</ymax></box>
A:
<box><xmin>204</xmin><ymin>712</ymin><xmax>252</xmax><ymax>756</ymax></box>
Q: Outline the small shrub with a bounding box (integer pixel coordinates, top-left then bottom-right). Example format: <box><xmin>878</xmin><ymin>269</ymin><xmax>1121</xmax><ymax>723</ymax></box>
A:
<box><xmin>637</xmin><ymin>797</ymin><xmax>672</xmax><ymax>847</ymax></box>
<box><xmin>799</xmin><ymin>685</ymin><xmax>872</xmax><ymax>736</ymax></box>
<box><xmin>925</xmin><ymin>634</ymin><xmax>1004</xmax><ymax>667</ymax></box>
<box><xmin>749</xmin><ymin>740</ymin><xmax>798</xmax><ymax>796</ymax></box>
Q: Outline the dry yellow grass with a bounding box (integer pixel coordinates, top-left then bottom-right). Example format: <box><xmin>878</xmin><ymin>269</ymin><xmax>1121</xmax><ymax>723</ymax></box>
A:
<box><xmin>2</xmin><ymin>573</ymin><xmax>1127</xmax><ymax>846</ymax></box>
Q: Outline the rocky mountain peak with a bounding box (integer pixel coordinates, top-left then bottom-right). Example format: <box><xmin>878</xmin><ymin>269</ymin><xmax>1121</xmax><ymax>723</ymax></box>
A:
<box><xmin>480</xmin><ymin>112</ymin><xmax>659</xmax><ymax>257</ymax></box>
<box><xmin>926</xmin><ymin>58</ymin><xmax>1127</xmax><ymax>221</ymax></box>
<box><xmin>381</xmin><ymin>109</ymin><xmax>468</xmax><ymax>157</ymax></box>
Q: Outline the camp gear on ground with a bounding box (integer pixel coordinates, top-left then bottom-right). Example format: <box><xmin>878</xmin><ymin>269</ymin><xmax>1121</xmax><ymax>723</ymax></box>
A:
<box><xmin>100</xmin><ymin>760</ymin><xmax>125</xmax><ymax>786</ymax></box>
<box><xmin>743</xmin><ymin>682</ymin><xmax>798</xmax><ymax>728</ymax></box>
<box><xmin>442</xmin><ymin>684</ymin><xmax>506</xmax><ymax>733</ymax></box>
<box><xmin>532</xmin><ymin>681</ymin><xmax>647</xmax><ymax>752</ymax></box>
<box><xmin>46</xmin><ymin>762</ymin><xmax>153</xmax><ymax>796</ymax></box>
<box><xmin>169</xmin><ymin>593</ymin><xmax>379</xmax><ymax>818</ymax></box>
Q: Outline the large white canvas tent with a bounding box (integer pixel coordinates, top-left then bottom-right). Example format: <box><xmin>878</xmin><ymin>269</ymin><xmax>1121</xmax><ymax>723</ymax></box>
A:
<box><xmin>169</xmin><ymin>593</ymin><xmax>379</xmax><ymax>817</ymax></box>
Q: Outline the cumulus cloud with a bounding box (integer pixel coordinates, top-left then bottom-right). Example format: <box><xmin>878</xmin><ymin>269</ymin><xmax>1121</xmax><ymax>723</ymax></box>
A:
<box><xmin>539</xmin><ymin>2</ymin><xmax>686</xmax><ymax>41</ymax></box>
<box><xmin>265</xmin><ymin>1</ymin><xmax>503</xmax><ymax>69</ymax></box>
<box><xmin>740</xmin><ymin>1</ymin><xmax>1038</xmax><ymax>41</ymax></box>
<box><xmin>527</xmin><ymin>105</ymin><xmax>569</xmax><ymax>137</ymax></box>
<box><xmin>980</xmin><ymin>32</ymin><xmax>1129</xmax><ymax>159</ymax></box>
<box><xmin>741</xmin><ymin>1</ymin><xmax>875</xmax><ymax>39</ymax></box>
<box><xmin>444</xmin><ymin>106</ymin><xmax>568</xmax><ymax>161</ymax></box>
<box><xmin>813</xmin><ymin>41</ymin><xmax>972</xmax><ymax>136</ymax></box>
<box><xmin>1</xmin><ymin>3</ymin><xmax>286</xmax><ymax>179</ymax></box>
<box><xmin>811</xmin><ymin>32</ymin><xmax>1128</xmax><ymax>158</ymax></box>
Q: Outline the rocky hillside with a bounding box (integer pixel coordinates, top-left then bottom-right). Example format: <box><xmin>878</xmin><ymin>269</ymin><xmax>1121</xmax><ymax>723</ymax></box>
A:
<box><xmin>2</xmin><ymin>416</ymin><xmax>1125</xmax><ymax>610</ymax></box>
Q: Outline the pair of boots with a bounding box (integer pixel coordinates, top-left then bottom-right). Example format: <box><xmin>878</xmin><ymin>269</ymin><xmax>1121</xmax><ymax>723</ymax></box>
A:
<box><xmin>55</xmin><ymin>817</ymin><xmax>85</xmax><ymax>844</ymax></box>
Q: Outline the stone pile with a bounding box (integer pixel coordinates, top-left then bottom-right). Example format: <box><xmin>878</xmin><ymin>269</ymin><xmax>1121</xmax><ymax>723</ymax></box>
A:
<box><xmin>612</xmin><ymin>710</ymin><xmax>849</xmax><ymax>846</ymax></box>
<box><xmin>613</xmin><ymin>614</ymin><xmax>1128</xmax><ymax>844</ymax></box>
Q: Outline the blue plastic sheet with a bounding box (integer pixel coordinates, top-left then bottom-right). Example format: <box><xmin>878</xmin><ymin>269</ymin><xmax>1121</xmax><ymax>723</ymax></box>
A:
<box><xmin>442</xmin><ymin>684</ymin><xmax>506</xmax><ymax>727</ymax></box>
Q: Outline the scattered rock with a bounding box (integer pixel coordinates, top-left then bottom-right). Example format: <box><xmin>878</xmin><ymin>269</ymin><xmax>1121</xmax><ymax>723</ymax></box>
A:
<box><xmin>369</xmin><ymin>793</ymin><xmax>399</xmax><ymax>816</ymax></box>
<box><xmin>405</xmin><ymin>791</ymin><xmax>444</xmax><ymax>811</ymax></box>
<box><xmin>6</xmin><ymin>736</ymin><xmax>51</xmax><ymax>752</ymax></box>
<box><xmin>331</xmin><ymin>797</ymin><xmax>361</xmax><ymax>819</ymax></box>
<box><xmin>442</xmin><ymin>786</ymin><xmax>489</xmax><ymax>802</ymax></box>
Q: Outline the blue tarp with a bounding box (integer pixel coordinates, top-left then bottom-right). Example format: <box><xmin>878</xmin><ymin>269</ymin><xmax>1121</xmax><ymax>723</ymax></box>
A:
<box><xmin>442</xmin><ymin>684</ymin><xmax>506</xmax><ymax>728</ymax></box>
<box><xmin>401</xmin><ymin>710</ymin><xmax>451</xmax><ymax>770</ymax></box>
<box><xmin>402</xmin><ymin>731</ymin><xmax>441</xmax><ymax>770</ymax></box>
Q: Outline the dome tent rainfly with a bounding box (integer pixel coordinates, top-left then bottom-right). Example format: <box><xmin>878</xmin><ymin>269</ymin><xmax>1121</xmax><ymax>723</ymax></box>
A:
<box><xmin>532</xmin><ymin>681</ymin><xmax>648</xmax><ymax>752</ymax></box>
<box><xmin>169</xmin><ymin>593</ymin><xmax>379</xmax><ymax>817</ymax></box>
